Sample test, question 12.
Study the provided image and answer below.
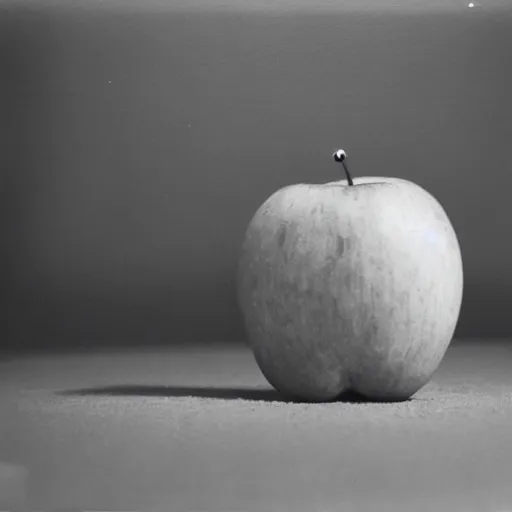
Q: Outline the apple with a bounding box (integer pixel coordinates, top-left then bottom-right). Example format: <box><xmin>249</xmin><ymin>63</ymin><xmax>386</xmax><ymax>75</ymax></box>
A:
<box><xmin>236</xmin><ymin>150</ymin><xmax>463</xmax><ymax>402</ymax></box>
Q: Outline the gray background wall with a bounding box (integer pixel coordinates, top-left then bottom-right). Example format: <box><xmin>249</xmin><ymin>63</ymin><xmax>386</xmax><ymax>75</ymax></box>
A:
<box><xmin>2</xmin><ymin>0</ymin><xmax>512</xmax><ymax>350</ymax></box>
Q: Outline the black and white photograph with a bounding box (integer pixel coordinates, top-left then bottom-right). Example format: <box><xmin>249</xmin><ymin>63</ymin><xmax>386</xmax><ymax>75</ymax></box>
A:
<box><xmin>1</xmin><ymin>0</ymin><xmax>512</xmax><ymax>510</ymax></box>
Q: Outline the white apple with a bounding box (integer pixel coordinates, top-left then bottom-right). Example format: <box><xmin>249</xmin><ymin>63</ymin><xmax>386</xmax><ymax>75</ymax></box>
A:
<box><xmin>236</xmin><ymin>150</ymin><xmax>463</xmax><ymax>402</ymax></box>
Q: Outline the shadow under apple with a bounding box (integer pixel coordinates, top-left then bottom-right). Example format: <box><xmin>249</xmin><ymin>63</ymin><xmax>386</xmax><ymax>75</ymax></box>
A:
<box><xmin>58</xmin><ymin>385</ymin><xmax>421</xmax><ymax>404</ymax></box>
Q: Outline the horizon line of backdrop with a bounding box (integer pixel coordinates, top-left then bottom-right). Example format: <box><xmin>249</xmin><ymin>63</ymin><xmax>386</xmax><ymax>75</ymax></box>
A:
<box><xmin>2</xmin><ymin>0</ymin><xmax>512</xmax><ymax>350</ymax></box>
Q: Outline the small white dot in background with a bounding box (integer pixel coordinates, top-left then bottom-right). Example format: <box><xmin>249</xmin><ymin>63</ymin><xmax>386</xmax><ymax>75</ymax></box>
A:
<box><xmin>468</xmin><ymin>2</ymin><xmax>474</xmax><ymax>7</ymax></box>
<box><xmin>108</xmin><ymin>80</ymin><xmax>112</xmax><ymax>84</ymax></box>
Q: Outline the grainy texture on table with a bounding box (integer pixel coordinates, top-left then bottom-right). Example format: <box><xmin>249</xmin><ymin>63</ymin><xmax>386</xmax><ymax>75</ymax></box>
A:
<box><xmin>1</xmin><ymin>338</ymin><xmax>511</xmax><ymax>511</ymax></box>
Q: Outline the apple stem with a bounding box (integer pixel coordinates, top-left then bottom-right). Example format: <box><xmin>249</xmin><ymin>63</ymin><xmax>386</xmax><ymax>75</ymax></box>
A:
<box><xmin>342</xmin><ymin>161</ymin><xmax>354</xmax><ymax>186</ymax></box>
<box><xmin>333</xmin><ymin>149</ymin><xmax>354</xmax><ymax>186</ymax></box>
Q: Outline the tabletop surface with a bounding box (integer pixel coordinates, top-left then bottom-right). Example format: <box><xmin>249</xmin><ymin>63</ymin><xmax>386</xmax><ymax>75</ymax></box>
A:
<box><xmin>1</xmin><ymin>338</ymin><xmax>512</xmax><ymax>511</ymax></box>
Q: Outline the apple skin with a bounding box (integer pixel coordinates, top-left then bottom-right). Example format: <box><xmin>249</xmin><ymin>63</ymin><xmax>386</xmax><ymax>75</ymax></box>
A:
<box><xmin>236</xmin><ymin>176</ymin><xmax>463</xmax><ymax>402</ymax></box>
